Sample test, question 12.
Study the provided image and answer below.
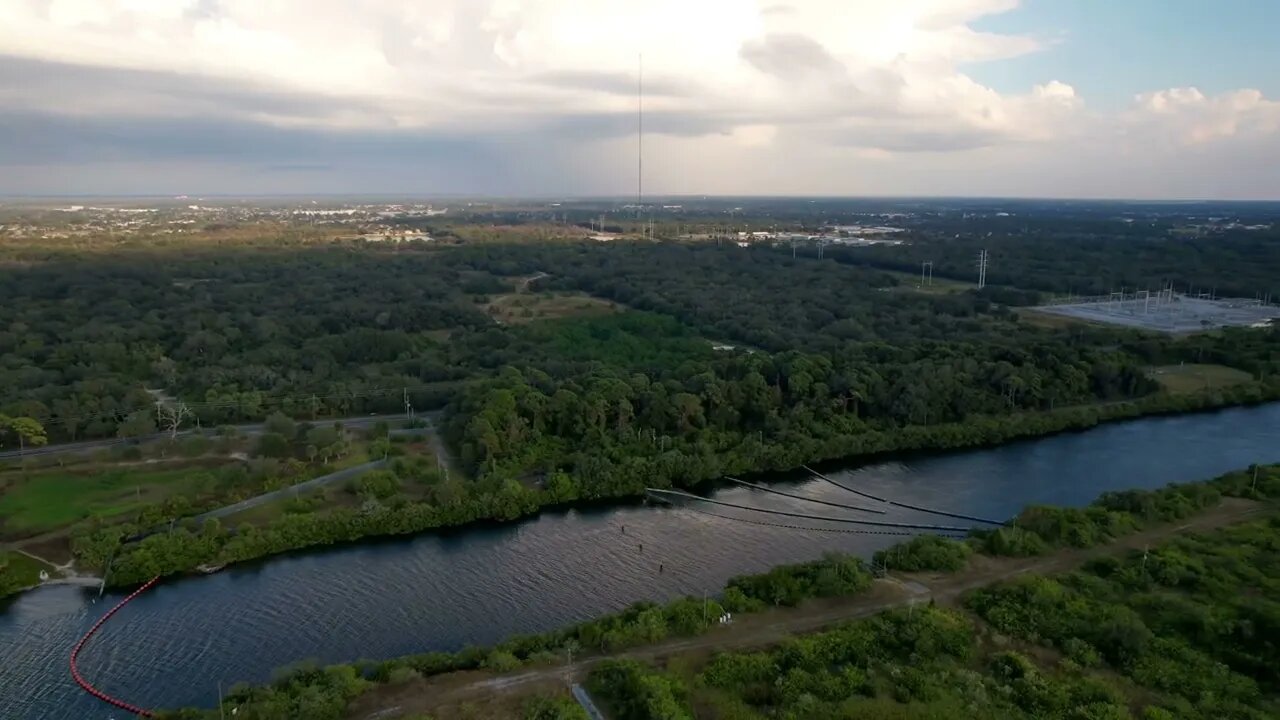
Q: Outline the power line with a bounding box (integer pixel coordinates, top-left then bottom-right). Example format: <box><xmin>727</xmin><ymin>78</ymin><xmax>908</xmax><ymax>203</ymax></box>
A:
<box><xmin>676</xmin><ymin>505</ymin><xmax>966</xmax><ymax>538</ymax></box>
<box><xmin>803</xmin><ymin>465</ymin><xmax>1007</xmax><ymax>526</ymax></box>
<box><xmin>724</xmin><ymin>476</ymin><xmax>886</xmax><ymax>515</ymax></box>
<box><xmin>646</xmin><ymin>488</ymin><xmax>973</xmax><ymax>532</ymax></box>
<box><xmin>803</xmin><ymin>464</ymin><xmax>888</xmax><ymax>504</ymax></box>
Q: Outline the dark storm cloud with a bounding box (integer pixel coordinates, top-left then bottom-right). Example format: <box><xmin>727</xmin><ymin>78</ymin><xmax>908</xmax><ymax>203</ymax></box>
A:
<box><xmin>528</xmin><ymin>70</ymin><xmax>695</xmax><ymax>98</ymax></box>
<box><xmin>740</xmin><ymin>33</ymin><xmax>846</xmax><ymax>80</ymax></box>
<box><xmin>0</xmin><ymin>110</ymin><xmax>493</xmax><ymax>166</ymax></box>
<box><xmin>264</xmin><ymin>163</ymin><xmax>335</xmax><ymax>172</ymax></box>
<box><xmin>532</xmin><ymin>109</ymin><xmax>740</xmax><ymax>140</ymax></box>
<box><xmin>0</xmin><ymin>52</ymin><xmax>746</xmax><ymax>170</ymax></box>
<box><xmin>826</xmin><ymin>123</ymin><xmax>1010</xmax><ymax>153</ymax></box>
<box><xmin>0</xmin><ymin>55</ymin><xmax>393</xmax><ymax>126</ymax></box>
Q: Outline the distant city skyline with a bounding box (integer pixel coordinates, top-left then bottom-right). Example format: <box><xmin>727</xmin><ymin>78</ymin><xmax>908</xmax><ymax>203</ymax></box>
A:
<box><xmin>2</xmin><ymin>1</ymin><xmax>1278</xmax><ymax>199</ymax></box>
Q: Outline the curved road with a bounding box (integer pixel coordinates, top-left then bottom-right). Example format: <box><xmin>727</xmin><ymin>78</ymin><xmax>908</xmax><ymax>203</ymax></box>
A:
<box><xmin>191</xmin><ymin>460</ymin><xmax>388</xmax><ymax>523</ymax></box>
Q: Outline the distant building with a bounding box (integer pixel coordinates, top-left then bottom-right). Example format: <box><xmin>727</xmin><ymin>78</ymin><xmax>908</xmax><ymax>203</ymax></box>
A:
<box><xmin>362</xmin><ymin>232</ymin><xmax>433</xmax><ymax>243</ymax></box>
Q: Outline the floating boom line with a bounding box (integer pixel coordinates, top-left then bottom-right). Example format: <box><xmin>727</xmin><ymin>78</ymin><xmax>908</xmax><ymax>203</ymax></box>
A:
<box><xmin>646</xmin><ymin>488</ymin><xmax>972</xmax><ymax>532</ymax></box>
<box><xmin>674</xmin><ymin>504</ymin><xmax>966</xmax><ymax>538</ymax></box>
<box><xmin>803</xmin><ymin>465</ymin><xmax>1007</xmax><ymax>526</ymax></box>
<box><xmin>724</xmin><ymin>476</ymin><xmax>887</xmax><ymax>515</ymax></box>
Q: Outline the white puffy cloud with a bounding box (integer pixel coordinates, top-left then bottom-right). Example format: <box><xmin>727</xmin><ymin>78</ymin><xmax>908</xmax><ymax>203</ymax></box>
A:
<box><xmin>1128</xmin><ymin>87</ymin><xmax>1280</xmax><ymax>145</ymax></box>
<box><xmin>0</xmin><ymin>0</ymin><xmax>1069</xmax><ymax>146</ymax></box>
<box><xmin>0</xmin><ymin>0</ymin><xmax>1277</xmax><ymax>197</ymax></box>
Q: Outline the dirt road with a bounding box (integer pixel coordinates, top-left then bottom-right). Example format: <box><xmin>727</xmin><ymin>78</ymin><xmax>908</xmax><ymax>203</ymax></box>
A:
<box><xmin>346</xmin><ymin>498</ymin><xmax>1268</xmax><ymax>719</ymax></box>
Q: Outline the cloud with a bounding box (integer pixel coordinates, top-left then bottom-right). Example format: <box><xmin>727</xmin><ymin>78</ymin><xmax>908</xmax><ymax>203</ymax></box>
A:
<box><xmin>740</xmin><ymin>33</ymin><xmax>846</xmax><ymax>81</ymax></box>
<box><xmin>0</xmin><ymin>0</ymin><xmax>1276</xmax><ymax>197</ymax></box>
<box><xmin>1128</xmin><ymin>87</ymin><xmax>1280</xmax><ymax>145</ymax></box>
<box><xmin>0</xmin><ymin>0</ymin><xmax>1052</xmax><ymax>141</ymax></box>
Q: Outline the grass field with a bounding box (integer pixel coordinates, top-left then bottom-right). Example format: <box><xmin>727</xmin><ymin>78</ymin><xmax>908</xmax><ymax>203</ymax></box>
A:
<box><xmin>0</xmin><ymin>465</ymin><xmax>220</xmax><ymax>536</ymax></box>
<box><xmin>877</xmin><ymin>268</ymin><xmax>976</xmax><ymax>294</ymax></box>
<box><xmin>0</xmin><ymin>551</ymin><xmax>51</xmax><ymax>587</ymax></box>
<box><xmin>485</xmin><ymin>291</ymin><xmax>619</xmax><ymax>325</ymax></box>
<box><xmin>1147</xmin><ymin>363</ymin><xmax>1254</xmax><ymax>394</ymax></box>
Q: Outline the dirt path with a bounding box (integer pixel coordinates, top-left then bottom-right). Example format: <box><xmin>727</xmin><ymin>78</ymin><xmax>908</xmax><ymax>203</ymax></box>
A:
<box><xmin>516</xmin><ymin>271</ymin><xmax>550</xmax><ymax>292</ymax></box>
<box><xmin>8</xmin><ymin>547</ymin><xmax>103</xmax><ymax>588</ymax></box>
<box><xmin>346</xmin><ymin>498</ymin><xmax>1267</xmax><ymax>720</ymax></box>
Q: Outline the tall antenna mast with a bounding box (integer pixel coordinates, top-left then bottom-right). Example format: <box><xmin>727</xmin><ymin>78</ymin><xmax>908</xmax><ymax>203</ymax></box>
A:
<box><xmin>637</xmin><ymin>53</ymin><xmax>644</xmax><ymax>214</ymax></box>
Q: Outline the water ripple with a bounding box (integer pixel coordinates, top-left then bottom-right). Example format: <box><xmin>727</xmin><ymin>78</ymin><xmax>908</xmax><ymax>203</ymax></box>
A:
<box><xmin>2</xmin><ymin>404</ymin><xmax>1278</xmax><ymax>719</ymax></box>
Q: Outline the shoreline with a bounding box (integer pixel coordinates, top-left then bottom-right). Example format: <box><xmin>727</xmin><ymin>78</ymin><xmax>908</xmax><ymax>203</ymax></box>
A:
<box><xmin>184</xmin><ymin>464</ymin><xmax>1280</xmax><ymax>718</ymax></box>
<box><xmin>7</xmin><ymin>386</ymin><xmax>1277</xmax><ymax>601</ymax></box>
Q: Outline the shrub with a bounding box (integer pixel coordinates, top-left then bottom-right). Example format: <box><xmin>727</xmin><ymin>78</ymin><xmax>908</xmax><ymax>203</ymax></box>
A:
<box><xmin>352</xmin><ymin>470</ymin><xmax>401</xmax><ymax>499</ymax></box>
<box><xmin>980</xmin><ymin>526</ymin><xmax>1050</xmax><ymax>557</ymax></box>
<box><xmin>386</xmin><ymin>667</ymin><xmax>421</xmax><ymax>685</ymax></box>
<box><xmin>874</xmin><ymin>534</ymin><xmax>972</xmax><ymax>572</ymax></box>
<box><xmin>485</xmin><ymin>650</ymin><xmax>522</xmax><ymax>672</ymax></box>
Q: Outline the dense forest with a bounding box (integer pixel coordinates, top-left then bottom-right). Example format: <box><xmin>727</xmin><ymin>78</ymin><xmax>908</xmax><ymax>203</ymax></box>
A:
<box><xmin>440</xmin><ymin>243</ymin><xmax>1279</xmax><ymax>491</ymax></box>
<box><xmin>0</xmin><ymin>247</ymin><xmax>502</xmax><ymax>440</ymax></box>
<box><xmin>3</xmin><ymin>239</ymin><xmax>1276</xmax><ymax>447</ymax></box>
<box><xmin>5</xmin><ymin>235</ymin><xmax>1279</xmax><ymax>588</ymax></box>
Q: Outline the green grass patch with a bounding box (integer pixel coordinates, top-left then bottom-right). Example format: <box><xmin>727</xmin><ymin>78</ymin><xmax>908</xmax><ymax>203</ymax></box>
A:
<box><xmin>486</xmin><ymin>291</ymin><xmax>620</xmax><ymax>325</ymax></box>
<box><xmin>1148</xmin><ymin>364</ymin><xmax>1253</xmax><ymax>395</ymax></box>
<box><xmin>518</xmin><ymin>311</ymin><xmax>715</xmax><ymax>369</ymax></box>
<box><xmin>877</xmin><ymin>268</ymin><xmax>976</xmax><ymax>294</ymax></box>
<box><xmin>0</xmin><ymin>466</ymin><xmax>215</xmax><ymax>535</ymax></box>
<box><xmin>0</xmin><ymin>551</ymin><xmax>52</xmax><ymax>596</ymax></box>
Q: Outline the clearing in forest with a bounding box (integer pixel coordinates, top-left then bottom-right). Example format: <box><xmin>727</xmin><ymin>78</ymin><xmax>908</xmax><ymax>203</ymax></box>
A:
<box><xmin>1147</xmin><ymin>363</ymin><xmax>1254</xmax><ymax>394</ymax></box>
<box><xmin>877</xmin><ymin>268</ymin><xmax>976</xmax><ymax>294</ymax></box>
<box><xmin>485</xmin><ymin>291</ymin><xmax>620</xmax><ymax>325</ymax></box>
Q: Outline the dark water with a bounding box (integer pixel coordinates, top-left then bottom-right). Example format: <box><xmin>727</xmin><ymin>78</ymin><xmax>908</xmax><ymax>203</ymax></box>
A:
<box><xmin>3</xmin><ymin>404</ymin><xmax>1279</xmax><ymax>719</ymax></box>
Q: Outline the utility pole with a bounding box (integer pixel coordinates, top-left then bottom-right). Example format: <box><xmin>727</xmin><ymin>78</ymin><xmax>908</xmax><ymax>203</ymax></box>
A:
<box><xmin>218</xmin><ymin>681</ymin><xmax>226</xmax><ymax>720</ymax></box>
<box><xmin>403</xmin><ymin>387</ymin><xmax>413</xmax><ymax>421</ymax></box>
<box><xmin>1253</xmin><ymin>465</ymin><xmax>1260</xmax><ymax>493</ymax></box>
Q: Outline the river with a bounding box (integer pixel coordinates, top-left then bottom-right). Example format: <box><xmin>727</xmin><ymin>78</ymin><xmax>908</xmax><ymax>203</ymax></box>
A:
<box><xmin>3</xmin><ymin>404</ymin><xmax>1278</xmax><ymax>719</ymax></box>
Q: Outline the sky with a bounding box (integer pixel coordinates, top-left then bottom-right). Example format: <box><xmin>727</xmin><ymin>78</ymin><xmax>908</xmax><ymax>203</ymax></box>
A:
<box><xmin>1</xmin><ymin>0</ymin><xmax>1278</xmax><ymax>199</ymax></box>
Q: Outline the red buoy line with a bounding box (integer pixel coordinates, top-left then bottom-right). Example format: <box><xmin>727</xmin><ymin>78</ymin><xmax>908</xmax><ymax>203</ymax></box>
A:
<box><xmin>69</xmin><ymin>576</ymin><xmax>161</xmax><ymax>718</ymax></box>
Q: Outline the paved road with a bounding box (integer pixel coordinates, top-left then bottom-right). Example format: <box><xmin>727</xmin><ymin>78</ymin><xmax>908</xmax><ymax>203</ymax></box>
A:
<box><xmin>186</xmin><ymin>419</ymin><xmax>450</xmax><ymax>524</ymax></box>
<box><xmin>191</xmin><ymin>459</ymin><xmax>388</xmax><ymax>523</ymax></box>
<box><xmin>0</xmin><ymin>413</ymin><xmax>435</xmax><ymax>461</ymax></box>
<box><xmin>570</xmin><ymin>684</ymin><xmax>607</xmax><ymax>720</ymax></box>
